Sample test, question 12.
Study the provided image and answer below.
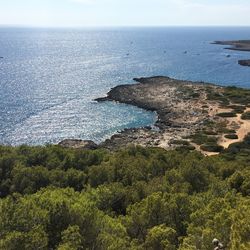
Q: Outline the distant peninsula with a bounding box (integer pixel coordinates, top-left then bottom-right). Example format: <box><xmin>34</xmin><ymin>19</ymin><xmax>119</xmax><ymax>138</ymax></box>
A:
<box><xmin>213</xmin><ymin>40</ymin><xmax>250</xmax><ymax>67</ymax></box>
<box><xmin>213</xmin><ymin>40</ymin><xmax>250</xmax><ymax>52</ymax></box>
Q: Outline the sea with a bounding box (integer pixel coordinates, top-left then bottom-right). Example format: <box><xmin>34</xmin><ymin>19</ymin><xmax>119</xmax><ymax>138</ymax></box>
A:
<box><xmin>0</xmin><ymin>27</ymin><xmax>250</xmax><ymax>146</ymax></box>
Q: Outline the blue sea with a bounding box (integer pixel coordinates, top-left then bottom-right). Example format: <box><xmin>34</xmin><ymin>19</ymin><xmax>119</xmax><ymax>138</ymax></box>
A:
<box><xmin>0</xmin><ymin>27</ymin><xmax>250</xmax><ymax>145</ymax></box>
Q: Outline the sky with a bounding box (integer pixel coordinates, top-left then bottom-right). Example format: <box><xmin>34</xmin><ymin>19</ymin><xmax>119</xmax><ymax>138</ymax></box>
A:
<box><xmin>0</xmin><ymin>0</ymin><xmax>250</xmax><ymax>27</ymax></box>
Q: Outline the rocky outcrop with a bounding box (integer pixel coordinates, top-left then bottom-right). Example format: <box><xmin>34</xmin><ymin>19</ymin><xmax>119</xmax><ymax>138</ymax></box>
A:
<box><xmin>58</xmin><ymin>139</ymin><xmax>98</xmax><ymax>149</ymax></box>
<box><xmin>95</xmin><ymin>76</ymin><xmax>221</xmax><ymax>150</ymax></box>
<box><xmin>238</xmin><ymin>60</ymin><xmax>250</xmax><ymax>67</ymax></box>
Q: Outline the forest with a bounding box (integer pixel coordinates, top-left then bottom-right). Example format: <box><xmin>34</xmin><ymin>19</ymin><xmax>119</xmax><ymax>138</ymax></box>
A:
<box><xmin>0</xmin><ymin>135</ymin><xmax>250</xmax><ymax>250</ymax></box>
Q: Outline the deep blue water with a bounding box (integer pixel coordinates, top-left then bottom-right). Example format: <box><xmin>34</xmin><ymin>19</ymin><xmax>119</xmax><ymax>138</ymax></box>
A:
<box><xmin>0</xmin><ymin>27</ymin><xmax>250</xmax><ymax>145</ymax></box>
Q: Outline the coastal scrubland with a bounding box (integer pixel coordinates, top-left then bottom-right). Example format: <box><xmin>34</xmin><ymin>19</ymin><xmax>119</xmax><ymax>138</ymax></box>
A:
<box><xmin>1</xmin><ymin>76</ymin><xmax>250</xmax><ymax>249</ymax></box>
<box><xmin>0</xmin><ymin>134</ymin><xmax>250</xmax><ymax>249</ymax></box>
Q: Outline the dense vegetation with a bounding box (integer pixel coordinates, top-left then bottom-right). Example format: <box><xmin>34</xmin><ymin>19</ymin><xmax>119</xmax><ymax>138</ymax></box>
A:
<box><xmin>0</xmin><ymin>135</ymin><xmax>250</xmax><ymax>250</ymax></box>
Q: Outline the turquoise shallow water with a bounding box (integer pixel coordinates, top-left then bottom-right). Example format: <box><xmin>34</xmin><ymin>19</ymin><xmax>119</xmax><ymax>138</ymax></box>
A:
<box><xmin>0</xmin><ymin>27</ymin><xmax>250</xmax><ymax>145</ymax></box>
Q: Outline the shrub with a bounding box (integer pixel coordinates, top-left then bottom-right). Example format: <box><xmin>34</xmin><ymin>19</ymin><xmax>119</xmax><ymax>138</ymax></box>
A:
<box><xmin>200</xmin><ymin>144</ymin><xmax>224</xmax><ymax>152</ymax></box>
<box><xmin>203</xmin><ymin>130</ymin><xmax>218</xmax><ymax>135</ymax></box>
<box><xmin>225</xmin><ymin>134</ymin><xmax>238</xmax><ymax>140</ymax></box>
<box><xmin>241</xmin><ymin>111</ymin><xmax>250</xmax><ymax>120</ymax></box>
<box><xmin>177</xmin><ymin>145</ymin><xmax>196</xmax><ymax>152</ymax></box>
<box><xmin>190</xmin><ymin>133</ymin><xmax>217</xmax><ymax>145</ymax></box>
<box><xmin>217</xmin><ymin>112</ymin><xmax>237</xmax><ymax>118</ymax></box>
<box><xmin>171</xmin><ymin>140</ymin><xmax>190</xmax><ymax>146</ymax></box>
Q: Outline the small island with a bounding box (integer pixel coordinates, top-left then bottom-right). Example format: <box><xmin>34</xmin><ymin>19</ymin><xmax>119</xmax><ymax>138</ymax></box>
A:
<box><xmin>95</xmin><ymin>76</ymin><xmax>250</xmax><ymax>155</ymax></box>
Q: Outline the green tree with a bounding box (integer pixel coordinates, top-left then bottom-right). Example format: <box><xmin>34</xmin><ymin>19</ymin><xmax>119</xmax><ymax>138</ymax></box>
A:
<box><xmin>230</xmin><ymin>198</ymin><xmax>250</xmax><ymax>249</ymax></box>
<box><xmin>57</xmin><ymin>225</ymin><xmax>83</xmax><ymax>250</ymax></box>
<box><xmin>144</xmin><ymin>224</ymin><xmax>177</xmax><ymax>250</ymax></box>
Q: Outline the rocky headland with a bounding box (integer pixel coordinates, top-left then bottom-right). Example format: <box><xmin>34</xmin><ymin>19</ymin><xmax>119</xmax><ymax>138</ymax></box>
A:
<box><xmin>93</xmin><ymin>76</ymin><xmax>250</xmax><ymax>155</ymax></box>
<box><xmin>213</xmin><ymin>40</ymin><xmax>250</xmax><ymax>52</ymax></box>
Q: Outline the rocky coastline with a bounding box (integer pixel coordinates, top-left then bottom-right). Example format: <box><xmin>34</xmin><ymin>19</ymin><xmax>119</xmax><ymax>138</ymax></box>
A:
<box><xmin>59</xmin><ymin>76</ymin><xmax>250</xmax><ymax>155</ymax></box>
<box><xmin>95</xmin><ymin>76</ymin><xmax>216</xmax><ymax>130</ymax></box>
<box><xmin>95</xmin><ymin>76</ymin><xmax>249</xmax><ymax>153</ymax></box>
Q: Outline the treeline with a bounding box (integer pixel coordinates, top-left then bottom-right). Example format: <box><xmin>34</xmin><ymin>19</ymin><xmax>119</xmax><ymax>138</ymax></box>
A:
<box><xmin>0</xmin><ymin>136</ymin><xmax>250</xmax><ymax>249</ymax></box>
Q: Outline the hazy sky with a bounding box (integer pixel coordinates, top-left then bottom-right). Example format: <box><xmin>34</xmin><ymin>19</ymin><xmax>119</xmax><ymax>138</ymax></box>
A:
<box><xmin>0</xmin><ymin>0</ymin><xmax>250</xmax><ymax>27</ymax></box>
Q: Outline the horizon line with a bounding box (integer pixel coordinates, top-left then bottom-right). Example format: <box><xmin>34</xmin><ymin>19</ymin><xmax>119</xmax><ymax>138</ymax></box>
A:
<box><xmin>1</xmin><ymin>24</ymin><xmax>250</xmax><ymax>29</ymax></box>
